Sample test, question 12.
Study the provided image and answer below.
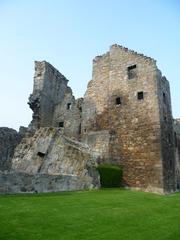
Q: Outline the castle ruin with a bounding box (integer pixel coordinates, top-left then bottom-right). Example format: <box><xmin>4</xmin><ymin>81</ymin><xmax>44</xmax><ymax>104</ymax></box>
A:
<box><xmin>0</xmin><ymin>44</ymin><xmax>180</xmax><ymax>194</ymax></box>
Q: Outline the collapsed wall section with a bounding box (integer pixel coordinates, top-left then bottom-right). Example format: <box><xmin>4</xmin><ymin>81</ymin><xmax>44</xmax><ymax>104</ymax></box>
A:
<box><xmin>0</xmin><ymin>127</ymin><xmax>100</xmax><ymax>193</ymax></box>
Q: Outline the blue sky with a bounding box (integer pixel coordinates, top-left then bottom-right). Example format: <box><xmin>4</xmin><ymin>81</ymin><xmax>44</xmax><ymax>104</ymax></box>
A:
<box><xmin>0</xmin><ymin>0</ymin><xmax>179</xmax><ymax>130</ymax></box>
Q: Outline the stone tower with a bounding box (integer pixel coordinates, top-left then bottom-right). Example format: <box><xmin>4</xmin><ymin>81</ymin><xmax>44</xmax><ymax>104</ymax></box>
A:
<box><xmin>82</xmin><ymin>44</ymin><xmax>175</xmax><ymax>193</ymax></box>
<box><xmin>28</xmin><ymin>61</ymin><xmax>83</xmax><ymax>140</ymax></box>
<box><xmin>28</xmin><ymin>61</ymin><xmax>72</xmax><ymax>130</ymax></box>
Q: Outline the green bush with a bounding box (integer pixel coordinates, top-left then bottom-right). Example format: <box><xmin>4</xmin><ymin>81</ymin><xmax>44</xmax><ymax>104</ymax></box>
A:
<box><xmin>97</xmin><ymin>164</ymin><xmax>123</xmax><ymax>188</ymax></box>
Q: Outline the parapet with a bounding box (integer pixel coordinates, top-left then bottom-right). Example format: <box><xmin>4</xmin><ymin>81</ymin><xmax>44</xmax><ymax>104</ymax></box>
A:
<box><xmin>110</xmin><ymin>44</ymin><xmax>156</xmax><ymax>63</ymax></box>
<box><xmin>93</xmin><ymin>44</ymin><xmax>156</xmax><ymax>65</ymax></box>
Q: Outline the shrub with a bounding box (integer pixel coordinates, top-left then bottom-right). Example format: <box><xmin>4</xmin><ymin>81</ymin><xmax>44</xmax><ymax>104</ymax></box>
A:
<box><xmin>97</xmin><ymin>164</ymin><xmax>123</xmax><ymax>188</ymax></box>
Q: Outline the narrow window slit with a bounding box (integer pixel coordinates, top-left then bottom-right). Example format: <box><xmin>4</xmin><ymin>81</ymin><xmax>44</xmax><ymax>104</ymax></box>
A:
<box><xmin>163</xmin><ymin>92</ymin><xmax>166</xmax><ymax>104</ymax></box>
<box><xmin>127</xmin><ymin>64</ymin><xmax>137</xmax><ymax>79</ymax></box>
<box><xmin>116</xmin><ymin>97</ymin><xmax>121</xmax><ymax>105</ymax></box>
<box><xmin>59</xmin><ymin>122</ymin><xmax>64</xmax><ymax>128</ymax></box>
<box><xmin>137</xmin><ymin>91</ymin><xmax>144</xmax><ymax>100</ymax></box>
<box><xmin>67</xmin><ymin>103</ymin><xmax>72</xmax><ymax>110</ymax></box>
<box><xmin>37</xmin><ymin>152</ymin><xmax>45</xmax><ymax>158</ymax></box>
<box><xmin>79</xmin><ymin>123</ymin><xmax>82</xmax><ymax>134</ymax></box>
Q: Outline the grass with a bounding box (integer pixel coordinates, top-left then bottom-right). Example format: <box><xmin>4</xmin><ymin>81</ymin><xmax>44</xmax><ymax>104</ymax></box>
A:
<box><xmin>0</xmin><ymin>189</ymin><xmax>180</xmax><ymax>240</ymax></box>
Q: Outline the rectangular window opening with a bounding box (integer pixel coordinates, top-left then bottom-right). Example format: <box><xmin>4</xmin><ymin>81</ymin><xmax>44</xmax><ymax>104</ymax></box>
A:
<box><xmin>163</xmin><ymin>92</ymin><xmax>166</xmax><ymax>104</ymax></box>
<box><xmin>137</xmin><ymin>91</ymin><xmax>144</xmax><ymax>100</ymax></box>
<box><xmin>79</xmin><ymin>123</ymin><xmax>81</xmax><ymax>134</ymax></box>
<box><xmin>59</xmin><ymin>121</ymin><xmax>64</xmax><ymax>128</ymax></box>
<box><xmin>67</xmin><ymin>103</ymin><xmax>72</xmax><ymax>110</ymax></box>
<box><xmin>127</xmin><ymin>64</ymin><xmax>137</xmax><ymax>79</ymax></box>
<box><xmin>37</xmin><ymin>152</ymin><xmax>45</xmax><ymax>158</ymax></box>
<box><xmin>164</xmin><ymin>115</ymin><xmax>167</xmax><ymax>122</ymax></box>
<box><xmin>116</xmin><ymin>97</ymin><xmax>121</xmax><ymax>105</ymax></box>
<box><xmin>37</xmin><ymin>73</ymin><xmax>42</xmax><ymax>77</ymax></box>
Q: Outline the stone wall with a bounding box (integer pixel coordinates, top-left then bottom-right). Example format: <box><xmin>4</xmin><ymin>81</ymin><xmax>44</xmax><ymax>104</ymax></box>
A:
<box><xmin>28</xmin><ymin>61</ymin><xmax>72</xmax><ymax>130</ymax></box>
<box><xmin>0</xmin><ymin>172</ymin><xmax>97</xmax><ymax>194</ymax></box>
<box><xmin>83</xmin><ymin>130</ymin><xmax>111</xmax><ymax>163</ymax></box>
<box><xmin>0</xmin><ymin>127</ymin><xmax>100</xmax><ymax>193</ymax></box>
<box><xmin>158</xmin><ymin>74</ymin><xmax>175</xmax><ymax>192</ymax></box>
<box><xmin>28</xmin><ymin>61</ymin><xmax>83</xmax><ymax>140</ymax></box>
<box><xmin>0</xmin><ymin>128</ymin><xmax>22</xmax><ymax>171</ymax></box>
<box><xmin>53</xmin><ymin>95</ymin><xmax>83</xmax><ymax>140</ymax></box>
<box><xmin>81</xmin><ymin>44</ymin><xmax>175</xmax><ymax>193</ymax></box>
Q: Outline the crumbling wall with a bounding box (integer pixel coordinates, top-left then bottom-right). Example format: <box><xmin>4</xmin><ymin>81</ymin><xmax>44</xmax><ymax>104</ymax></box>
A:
<box><xmin>0</xmin><ymin>127</ymin><xmax>100</xmax><ymax>193</ymax></box>
<box><xmin>82</xmin><ymin>44</ymin><xmax>171</xmax><ymax>193</ymax></box>
<box><xmin>53</xmin><ymin>95</ymin><xmax>83</xmax><ymax>140</ymax></box>
<box><xmin>28</xmin><ymin>61</ymin><xmax>83</xmax><ymax>140</ymax></box>
<box><xmin>0</xmin><ymin>128</ymin><xmax>21</xmax><ymax>171</ymax></box>
<box><xmin>28</xmin><ymin>61</ymin><xmax>72</xmax><ymax>130</ymax></box>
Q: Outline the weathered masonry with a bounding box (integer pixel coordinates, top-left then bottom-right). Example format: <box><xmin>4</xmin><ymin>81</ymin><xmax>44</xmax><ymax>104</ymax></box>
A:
<box><xmin>0</xmin><ymin>44</ymin><xmax>179</xmax><ymax>194</ymax></box>
<box><xmin>81</xmin><ymin>45</ymin><xmax>177</xmax><ymax>194</ymax></box>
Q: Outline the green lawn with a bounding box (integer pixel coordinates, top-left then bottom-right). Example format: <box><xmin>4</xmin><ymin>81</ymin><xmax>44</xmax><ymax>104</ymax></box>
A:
<box><xmin>0</xmin><ymin>189</ymin><xmax>180</xmax><ymax>240</ymax></box>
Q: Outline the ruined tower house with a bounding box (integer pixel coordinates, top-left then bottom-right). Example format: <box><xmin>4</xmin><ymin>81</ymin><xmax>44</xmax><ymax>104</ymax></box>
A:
<box><xmin>0</xmin><ymin>44</ymin><xmax>179</xmax><ymax>194</ymax></box>
<box><xmin>82</xmin><ymin>44</ymin><xmax>176</xmax><ymax>193</ymax></box>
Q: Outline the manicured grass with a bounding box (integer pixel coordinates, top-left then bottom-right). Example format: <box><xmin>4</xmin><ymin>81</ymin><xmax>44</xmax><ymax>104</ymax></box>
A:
<box><xmin>0</xmin><ymin>189</ymin><xmax>180</xmax><ymax>240</ymax></box>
